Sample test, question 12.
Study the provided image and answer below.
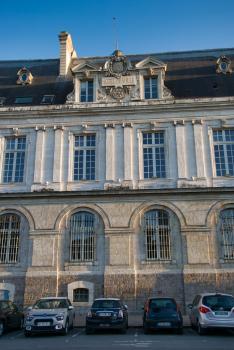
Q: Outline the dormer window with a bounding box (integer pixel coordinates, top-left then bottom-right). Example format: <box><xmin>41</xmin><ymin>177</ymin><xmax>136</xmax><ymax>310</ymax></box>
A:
<box><xmin>144</xmin><ymin>78</ymin><xmax>158</xmax><ymax>99</ymax></box>
<box><xmin>14</xmin><ymin>96</ymin><xmax>33</xmax><ymax>104</ymax></box>
<box><xmin>216</xmin><ymin>56</ymin><xmax>232</xmax><ymax>74</ymax></box>
<box><xmin>0</xmin><ymin>97</ymin><xmax>6</xmax><ymax>106</ymax></box>
<box><xmin>41</xmin><ymin>95</ymin><xmax>55</xmax><ymax>104</ymax></box>
<box><xmin>80</xmin><ymin>81</ymin><xmax>93</xmax><ymax>102</ymax></box>
<box><xmin>16</xmin><ymin>68</ymin><xmax>33</xmax><ymax>85</ymax></box>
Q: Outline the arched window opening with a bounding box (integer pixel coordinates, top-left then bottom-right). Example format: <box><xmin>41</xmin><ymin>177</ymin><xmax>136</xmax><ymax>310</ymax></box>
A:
<box><xmin>70</xmin><ymin>212</ymin><xmax>94</xmax><ymax>262</ymax></box>
<box><xmin>0</xmin><ymin>214</ymin><xmax>20</xmax><ymax>263</ymax></box>
<box><xmin>73</xmin><ymin>288</ymin><xmax>89</xmax><ymax>302</ymax></box>
<box><xmin>220</xmin><ymin>209</ymin><xmax>234</xmax><ymax>259</ymax></box>
<box><xmin>145</xmin><ymin>210</ymin><xmax>171</xmax><ymax>260</ymax></box>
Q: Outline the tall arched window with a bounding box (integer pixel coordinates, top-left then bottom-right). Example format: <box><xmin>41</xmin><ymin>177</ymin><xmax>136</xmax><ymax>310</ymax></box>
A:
<box><xmin>70</xmin><ymin>212</ymin><xmax>94</xmax><ymax>262</ymax></box>
<box><xmin>0</xmin><ymin>214</ymin><xmax>20</xmax><ymax>263</ymax></box>
<box><xmin>145</xmin><ymin>210</ymin><xmax>171</xmax><ymax>260</ymax></box>
<box><xmin>220</xmin><ymin>209</ymin><xmax>234</xmax><ymax>259</ymax></box>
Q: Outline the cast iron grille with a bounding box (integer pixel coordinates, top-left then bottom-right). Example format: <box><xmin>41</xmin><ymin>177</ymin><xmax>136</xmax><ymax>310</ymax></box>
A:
<box><xmin>221</xmin><ymin>209</ymin><xmax>234</xmax><ymax>259</ymax></box>
<box><xmin>145</xmin><ymin>210</ymin><xmax>171</xmax><ymax>260</ymax></box>
<box><xmin>70</xmin><ymin>213</ymin><xmax>94</xmax><ymax>262</ymax></box>
<box><xmin>73</xmin><ymin>288</ymin><xmax>89</xmax><ymax>302</ymax></box>
<box><xmin>0</xmin><ymin>214</ymin><xmax>20</xmax><ymax>263</ymax></box>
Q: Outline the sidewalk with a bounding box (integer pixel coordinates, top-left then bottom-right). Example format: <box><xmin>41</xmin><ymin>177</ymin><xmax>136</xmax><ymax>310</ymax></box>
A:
<box><xmin>74</xmin><ymin>315</ymin><xmax>191</xmax><ymax>328</ymax></box>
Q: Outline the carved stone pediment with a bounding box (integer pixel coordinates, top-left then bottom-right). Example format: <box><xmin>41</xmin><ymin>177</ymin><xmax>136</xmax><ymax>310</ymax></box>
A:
<box><xmin>72</xmin><ymin>60</ymin><xmax>101</xmax><ymax>73</ymax></box>
<box><xmin>135</xmin><ymin>56</ymin><xmax>167</xmax><ymax>70</ymax></box>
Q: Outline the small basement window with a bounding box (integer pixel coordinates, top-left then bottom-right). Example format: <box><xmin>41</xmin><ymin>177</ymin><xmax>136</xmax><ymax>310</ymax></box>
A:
<box><xmin>0</xmin><ymin>97</ymin><xmax>6</xmax><ymax>105</ymax></box>
<box><xmin>41</xmin><ymin>95</ymin><xmax>55</xmax><ymax>104</ymax></box>
<box><xmin>73</xmin><ymin>288</ymin><xmax>89</xmax><ymax>302</ymax></box>
<box><xmin>14</xmin><ymin>96</ymin><xmax>33</xmax><ymax>104</ymax></box>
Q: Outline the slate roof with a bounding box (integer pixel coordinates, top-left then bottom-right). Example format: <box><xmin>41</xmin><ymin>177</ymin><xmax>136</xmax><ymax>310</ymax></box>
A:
<box><xmin>0</xmin><ymin>48</ymin><xmax>234</xmax><ymax>106</ymax></box>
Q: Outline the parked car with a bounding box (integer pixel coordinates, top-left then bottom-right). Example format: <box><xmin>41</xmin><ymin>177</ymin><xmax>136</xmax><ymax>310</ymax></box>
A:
<box><xmin>24</xmin><ymin>297</ymin><xmax>75</xmax><ymax>337</ymax></box>
<box><xmin>188</xmin><ymin>293</ymin><xmax>234</xmax><ymax>335</ymax></box>
<box><xmin>0</xmin><ymin>300</ymin><xmax>24</xmax><ymax>337</ymax></box>
<box><xmin>85</xmin><ymin>298</ymin><xmax>128</xmax><ymax>334</ymax></box>
<box><xmin>140</xmin><ymin>297</ymin><xmax>183</xmax><ymax>334</ymax></box>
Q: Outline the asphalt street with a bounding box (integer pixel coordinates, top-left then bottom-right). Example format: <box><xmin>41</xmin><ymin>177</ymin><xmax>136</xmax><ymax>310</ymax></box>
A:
<box><xmin>1</xmin><ymin>327</ymin><xmax>234</xmax><ymax>349</ymax></box>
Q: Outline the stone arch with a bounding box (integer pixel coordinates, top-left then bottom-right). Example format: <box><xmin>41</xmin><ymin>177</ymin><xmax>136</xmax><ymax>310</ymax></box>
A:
<box><xmin>0</xmin><ymin>205</ymin><xmax>34</xmax><ymax>231</ymax></box>
<box><xmin>129</xmin><ymin>201</ymin><xmax>186</xmax><ymax>229</ymax></box>
<box><xmin>54</xmin><ymin>203</ymin><xmax>110</xmax><ymax>231</ymax></box>
<box><xmin>67</xmin><ymin>281</ymin><xmax>94</xmax><ymax>307</ymax></box>
<box><xmin>206</xmin><ymin>201</ymin><xmax>234</xmax><ymax>228</ymax></box>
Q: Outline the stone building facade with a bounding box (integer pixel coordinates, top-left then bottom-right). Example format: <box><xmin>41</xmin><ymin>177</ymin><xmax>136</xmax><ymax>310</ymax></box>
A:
<box><xmin>0</xmin><ymin>32</ymin><xmax>234</xmax><ymax>315</ymax></box>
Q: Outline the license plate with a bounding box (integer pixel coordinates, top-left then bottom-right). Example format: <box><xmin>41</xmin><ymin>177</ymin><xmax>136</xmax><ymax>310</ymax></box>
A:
<box><xmin>99</xmin><ymin>313</ymin><xmax>111</xmax><ymax>316</ymax></box>
<box><xmin>158</xmin><ymin>322</ymin><xmax>171</xmax><ymax>326</ymax></box>
<box><xmin>37</xmin><ymin>322</ymin><xmax>50</xmax><ymax>326</ymax></box>
<box><xmin>215</xmin><ymin>311</ymin><xmax>228</xmax><ymax>315</ymax></box>
<box><xmin>100</xmin><ymin>324</ymin><xmax>109</xmax><ymax>326</ymax></box>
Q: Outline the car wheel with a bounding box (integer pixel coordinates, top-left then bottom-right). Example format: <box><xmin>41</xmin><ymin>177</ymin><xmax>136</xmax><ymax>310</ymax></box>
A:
<box><xmin>18</xmin><ymin>317</ymin><xmax>24</xmax><ymax>330</ymax></box>
<box><xmin>62</xmin><ymin>319</ymin><xmax>69</xmax><ymax>336</ymax></box>
<box><xmin>144</xmin><ymin>322</ymin><xmax>150</xmax><ymax>335</ymax></box>
<box><xmin>85</xmin><ymin>326</ymin><xmax>91</xmax><ymax>335</ymax></box>
<box><xmin>0</xmin><ymin>321</ymin><xmax>4</xmax><ymax>337</ymax></box>
<box><xmin>24</xmin><ymin>330</ymin><xmax>31</xmax><ymax>337</ymax></box>
<box><xmin>178</xmin><ymin>327</ymin><xmax>183</xmax><ymax>335</ymax></box>
<box><xmin>70</xmin><ymin>316</ymin><xmax>75</xmax><ymax>330</ymax></box>
<box><xmin>120</xmin><ymin>321</ymin><xmax>126</xmax><ymax>334</ymax></box>
<box><xmin>197</xmin><ymin>321</ymin><xmax>206</xmax><ymax>335</ymax></box>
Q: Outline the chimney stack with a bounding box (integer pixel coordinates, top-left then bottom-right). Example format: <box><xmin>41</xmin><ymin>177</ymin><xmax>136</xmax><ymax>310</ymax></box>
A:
<box><xmin>58</xmin><ymin>31</ymin><xmax>76</xmax><ymax>76</ymax></box>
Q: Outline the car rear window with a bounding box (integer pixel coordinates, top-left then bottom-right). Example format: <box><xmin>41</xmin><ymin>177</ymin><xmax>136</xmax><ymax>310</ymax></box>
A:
<box><xmin>202</xmin><ymin>295</ymin><xmax>234</xmax><ymax>311</ymax></box>
<box><xmin>92</xmin><ymin>300</ymin><xmax>120</xmax><ymax>308</ymax></box>
<box><xmin>149</xmin><ymin>299</ymin><xmax>176</xmax><ymax>310</ymax></box>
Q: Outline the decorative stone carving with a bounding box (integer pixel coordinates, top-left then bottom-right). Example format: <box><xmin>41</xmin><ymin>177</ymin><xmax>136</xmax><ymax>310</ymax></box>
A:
<box><xmin>163</xmin><ymin>85</ymin><xmax>174</xmax><ymax>98</ymax></box>
<box><xmin>66</xmin><ymin>87</ymin><xmax>75</xmax><ymax>102</ymax></box>
<box><xmin>147</xmin><ymin>67</ymin><xmax>156</xmax><ymax>76</ymax></box>
<box><xmin>122</xmin><ymin>123</ymin><xmax>133</xmax><ymax>128</ymax></box>
<box><xmin>221</xmin><ymin>119</ymin><xmax>227</xmax><ymax>127</ymax></box>
<box><xmin>35</xmin><ymin>126</ymin><xmax>46</xmax><ymax>131</ymax></box>
<box><xmin>131</xmin><ymin>86</ymin><xmax>140</xmax><ymax>99</ymax></box>
<box><xmin>104</xmin><ymin>50</ymin><xmax>132</xmax><ymax>79</ymax></box>
<box><xmin>33</xmin><ymin>188</ymin><xmax>54</xmax><ymax>193</ymax></box>
<box><xmin>110</xmin><ymin>87</ymin><xmax>126</xmax><ymax>100</ymax></box>
<box><xmin>83</xmin><ymin>70</ymin><xmax>90</xmax><ymax>78</ymax></box>
<box><xmin>216</xmin><ymin>56</ymin><xmax>232</xmax><ymax>74</ymax></box>
<box><xmin>174</xmin><ymin>120</ymin><xmax>184</xmax><ymax>126</ymax></box>
<box><xmin>97</xmin><ymin>88</ymin><xmax>106</xmax><ymax>100</ymax></box>
<box><xmin>151</xmin><ymin>122</ymin><xmax>157</xmax><ymax>130</ymax></box>
<box><xmin>12</xmin><ymin>128</ymin><xmax>18</xmax><ymax>136</ymax></box>
<box><xmin>54</xmin><ymin>125</ymin><xmax>64</xmax><ymax>130</ymax></box>
<box><xmin>82</xmin><ymin>125</ymin><xmax>88</xmax><ymax>131</ymax></box>
<box><xmin>192</xmin><ymin>119</ymin><xmax>203</xmax><ymax>125</ymax></box>
<box><xmin>104</xmin><ymin>123</ymin><xmax>115</xmax><ymax>128</ymax></box>
<box><xmin>16</xmin><ymin>67</ymin><xmax>33</xmax><ymax>85</ymax></box>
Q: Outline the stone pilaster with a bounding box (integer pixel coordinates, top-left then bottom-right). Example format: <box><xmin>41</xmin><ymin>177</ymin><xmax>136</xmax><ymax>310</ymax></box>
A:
<box><xmin>53</xmin><ymin>126</ymin><xmax>64</xmax><ymax>183</ymax></box>
<box><xmin>33</xmin><ymin>126</ymin><xmax>45</xmax><ymax>184</ymax></box>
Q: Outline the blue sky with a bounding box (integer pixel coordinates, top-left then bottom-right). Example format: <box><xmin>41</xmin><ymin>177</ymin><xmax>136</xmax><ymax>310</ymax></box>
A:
<box><xmin>1</xmin><ymin>0</ymin><xmax>234</xmax><ymax>60</ymax></box>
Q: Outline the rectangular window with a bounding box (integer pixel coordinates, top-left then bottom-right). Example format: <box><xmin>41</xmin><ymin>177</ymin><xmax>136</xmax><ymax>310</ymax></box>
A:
<box><xmin>143</xmin><ymin>132</ymin><xmax>166</xmax><ymax>179</ymax></box>
<box><xmin>213</xmin><ymin>130</ymin><xmax>234</xmax><ymax>176</ymax></box>
<box><xmin>80</xmin><ymin>81</ymin><xmax>93</xmax><ymax>102</ymax></box>
<box><xmin>74</xmin><ymin>135</ymin><xmax>95</xmax><ymax>181</ymax></box>
<box><xmin>144</xmin><ymin>78</ymin><xmax>158</xmax><ymax>99</ymax></box>
<box><xmin>3</xmin><ymin>137</ymin><xmax>26</xmax><ymax>183</ymax></box>
<box><xmin>14</xmin><ymin>97</ymin><xmax>33</xmax><ymax>104</ymax></box>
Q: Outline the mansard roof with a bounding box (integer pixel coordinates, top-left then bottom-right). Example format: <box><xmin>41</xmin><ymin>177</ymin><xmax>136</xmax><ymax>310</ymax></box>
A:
<box><xmin>0</xmin><ymin>48</ymin><xmax>234</xmax><ymax>106</ymax></box>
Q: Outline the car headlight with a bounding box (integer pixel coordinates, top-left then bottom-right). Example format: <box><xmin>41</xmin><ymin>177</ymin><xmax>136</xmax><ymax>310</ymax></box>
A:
<box><xmin>56</xmin><ymin>315</ymin><xmax>64</xmax><ymax>321</ymax></box>
<box><xmin>26</xmin><ymin>315</ymin><xmax>34</xmax><ymax>322</ymax></box>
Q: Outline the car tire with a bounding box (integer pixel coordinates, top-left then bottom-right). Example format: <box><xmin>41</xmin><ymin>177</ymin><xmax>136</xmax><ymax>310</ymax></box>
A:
<box><xmin>85</xmin><ymin>326</ymin><xmax>91</xmax><ymax>335</ymax></box>
<box><xmin>197</xmin><ymin>320</ymin><xmax>206</xmax><ymax>335</ymax></box>
<box><xmin>120</xmin><ymin>321</ymin><xmax>126</xmax><ymax>334</ymax></box>
<box><xmin>24</xmin><ymin>330</ymin><xmax>31</xmax><ymax>337</ymax></box>
<box><xmin>144</xmin><ymin>322</ymin><xmax>150</xmax><ymax>335</ymax></box>
<box><xmin>0</xmin><ymin>321</ymin><xmax>4</xmax><ymax>337</ymax></box>
<box><xmin>62</xmin><ymin>319</ymin><xmax>69</xmax><ymax>336</ymax></box>
<box><xmin>18</xmin><ymin>317</ymin><xmax>24</xmax><ymax>330</ymax></box>
<box><xmin>70</xmin><ymin>316</ymin><xmax>75</xmax><ymax>330</ymax></box>
<box><xmin>178</xmin><ymin>327</ymin><xmax>183</xmax><ymax>335</ymax></box>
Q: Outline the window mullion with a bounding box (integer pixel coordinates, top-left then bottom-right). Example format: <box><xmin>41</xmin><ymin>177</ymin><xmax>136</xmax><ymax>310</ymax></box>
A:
<box><xmin>224</xmin><ymin>144</ymin><xmax>229</xmax><ymax>174</ymax></box>
<box><xmin>150</xmin><ymin>79</ymin><xmax>152</xmax><ymax>99</ymax></box>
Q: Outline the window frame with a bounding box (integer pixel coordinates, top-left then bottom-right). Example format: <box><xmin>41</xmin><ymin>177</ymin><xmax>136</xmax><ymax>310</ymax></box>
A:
<box><xmin>73</xmin><ymin>288</ymin><xmax>89</xmax><ymax>302</ymax></box>
<box><xmin>80</xmin><ymin>80</ymin><xmax>94</xmax><ymax>103</ymax></box>
<box><xmin>144</xmin><ymin>77</ymin><xmax>158</xmax><ymax>99</ymax></box>
<box><xmin>0</xmin><ymin>213</ymin><xmax>21</xmax><ymax>264</ymax></box>
<box><xmin>73</xmin><ymin>134</ymin><xmax>96</xmax><ymax>181</ymax></box>
<box><xmin>213</xmin><ymin>129</ymin><xmax>234</xmax><ymax>177</ymax></box>
<box><xmin>220</xmin><ymin>208</ymin><xmax>234</xmax><ymax>260</ymax></box>
<box><xmin>14</xmin><ymin>96</ymin><xmax>33</xmax><ymax>104</ymax></box>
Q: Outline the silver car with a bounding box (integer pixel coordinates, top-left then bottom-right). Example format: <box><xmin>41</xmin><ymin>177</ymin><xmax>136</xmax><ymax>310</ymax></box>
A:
<box><xmin>188</xmin><ymin>293</ymin><xmax>234</xmax><ymax>335</ymax></box>
<box><xmin>25</xmin><ymin>297</ymin><xmax>75</xmax><ymax>337</ymax></box>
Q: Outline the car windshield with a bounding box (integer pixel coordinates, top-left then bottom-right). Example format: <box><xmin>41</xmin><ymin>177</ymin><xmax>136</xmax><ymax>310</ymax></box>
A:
<box><xmin>202</xmin><ymin>295</ymin><xmax>234</xmax><ymax>311</ymax></box>
<box><xmin>34</xmin><ymin>299</ymin><xmax>67</xmax><ymax>309</ymax></box>
<box><xmin>92</xmin><ymin>300</ymin><xmax>120</xmax><ymax>308</ymax></box>
<box><xmin>149</xmin><ymin>299</ymin><xmax>176</xmax><ymax>310</ymax></box>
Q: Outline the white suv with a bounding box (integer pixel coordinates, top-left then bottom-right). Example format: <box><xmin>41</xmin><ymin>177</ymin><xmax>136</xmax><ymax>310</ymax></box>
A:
<box><xmin>25</xmin><ymin>297</ymin><xmax>75</xmax><ymax>337</ymax></box>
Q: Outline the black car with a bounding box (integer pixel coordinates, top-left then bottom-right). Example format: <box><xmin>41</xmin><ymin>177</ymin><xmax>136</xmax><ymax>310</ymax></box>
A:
<box><xmin>140</xmin><ymin>297</ymin><xmax>183</xmax><ymax>334</ymax></box>
<box><xmin>85</xmin><ymin>298</ymin><xmax>128</xmax><ymax>334</ymax></box>
<box><xmin>0</xmin><ymin>300</ymin><xmax>24</xmax><ymax>337</ymax></box>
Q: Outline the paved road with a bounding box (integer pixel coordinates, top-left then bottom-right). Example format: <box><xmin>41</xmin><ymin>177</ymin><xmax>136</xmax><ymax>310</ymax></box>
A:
<box><xmin>1</xmin><ymin>327</ymin><xmax>234</xmax><ymax>349</ymax></box>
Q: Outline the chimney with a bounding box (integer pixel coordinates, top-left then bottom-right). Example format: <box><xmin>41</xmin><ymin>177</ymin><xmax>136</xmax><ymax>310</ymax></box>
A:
<box><xmin>58</xmin><ymin>31</ymin><xmax>76</xmax><ymax>76</ymax></box>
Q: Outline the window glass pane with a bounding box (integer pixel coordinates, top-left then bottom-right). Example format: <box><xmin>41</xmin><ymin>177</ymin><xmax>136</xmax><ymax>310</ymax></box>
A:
<box><xmin>71</xmin><ymin>213</ymin><xmax>94</xmax><ymax>261</ymax></box>
<box><xmin>14</xmin><ymin>97</ymin><xmax>33</xmax><ymax>104</ymax></box>
<box><xmin>0</xmin><ymin>214</ymin><xmax>20</xmax><ymax>264</ymax></box>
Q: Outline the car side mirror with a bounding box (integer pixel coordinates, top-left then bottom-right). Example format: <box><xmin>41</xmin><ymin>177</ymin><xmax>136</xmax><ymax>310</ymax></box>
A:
<box><xmin>28</xmin><ymin>307</ymin><xmax>32</xmax><ymax>310</ymax></box>
<box><xmin>124</xmin><ymin>305</ymin><xmax>128</xmax><ymax>310</ymax></box>
<box><xmin>139</xmin><ymin>307</ymin><xmax>144</xmax><ymax>310</ymax></box>
<box><xmin>68</xmin><ymin>306</ymin><xmax>74</xmax><ymax>310</ymax></box>
<box><xmin>188</xmin><ymin>304</ymin><xmax>192</xmax><ymax>309</ymax></box>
